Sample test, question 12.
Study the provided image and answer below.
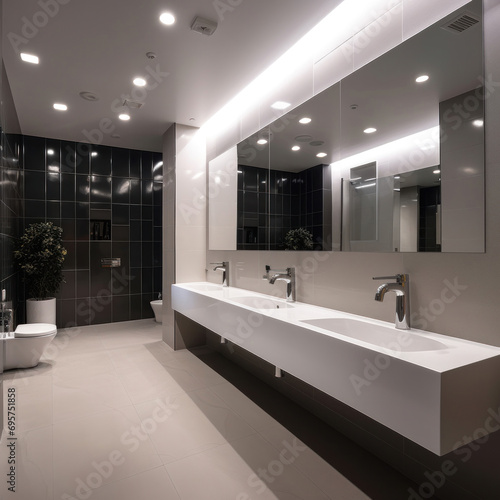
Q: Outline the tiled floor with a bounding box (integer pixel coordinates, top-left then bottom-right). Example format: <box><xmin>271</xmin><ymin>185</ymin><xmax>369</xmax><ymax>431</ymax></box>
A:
<box><xmin>1</xmin><ymin>320</ymin><xmax>418</xmax><ymax>500</ymax></box>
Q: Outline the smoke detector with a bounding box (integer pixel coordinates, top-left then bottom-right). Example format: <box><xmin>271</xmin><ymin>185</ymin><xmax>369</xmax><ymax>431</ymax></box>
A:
<box><xmin>191</xmin><ymin>16</ymin><xmax>218</xmax><ymax>36</ymax></box>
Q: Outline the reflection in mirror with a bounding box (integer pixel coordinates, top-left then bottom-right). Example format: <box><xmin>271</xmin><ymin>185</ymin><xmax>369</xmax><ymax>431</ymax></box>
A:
<box><xmin>208</xmin><ymin>0</ymin><xmax>483</xmax><ymax>253</ymax></box>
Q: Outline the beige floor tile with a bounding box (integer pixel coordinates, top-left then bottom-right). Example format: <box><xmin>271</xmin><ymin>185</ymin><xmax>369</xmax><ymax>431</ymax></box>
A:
<box><xmin>259</xmin><ymin>422</ymin><xmax>371</xmax><ymax>500</ymax></box>
<box><xmin>209</xmin><ymin>382</ymin><xmax>279</xmax><ymax>432</ymax></box>
<box><xmin>134</xmin><ymin>388</ymin><xmax>257</xmax><ymax>464</ymax></box>
<box><xmin>0</xmin><ymin>426</ymin><xmax>53</xmax><ymax>500</ymax></box>
<box><xmin>89</xmin><ymin>466</ymin><xmax>181</xmax><ymax>500</ymax></box>
<box><xmin>52</xmin><ymin>371</ymin><xmax>133</xmax><ymax>422</ymax></box>
<box><xmin>52</xmin><ymin>406</ymin><xmax>162</xmax><ymax>499</ymax></box>
<box><xmin>165</xmin><ymin>434</ymin><xmax>330</xmax><ymax>500</ymax></box>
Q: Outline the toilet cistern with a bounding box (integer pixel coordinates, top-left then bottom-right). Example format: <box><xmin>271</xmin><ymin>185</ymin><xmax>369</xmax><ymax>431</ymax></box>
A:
<box><xmin>373</xmin><ymin>274</ymin><xmax>410</xmax><ymax>330</ymax></box>
<box><xmin>211</xmin><ymin>261</ymin><xmax>229</xmax><ymax>287</ymax></box>
<box><xmin>264</xmin><ymin>265</ymin><xmax>296</xmax><ymax>302</ymax></box>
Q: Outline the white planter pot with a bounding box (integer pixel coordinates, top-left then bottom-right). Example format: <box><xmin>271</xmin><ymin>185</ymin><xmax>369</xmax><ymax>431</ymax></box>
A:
<box><xmin>26</xmin><ymin>298</ymin><xmax>56</xmax><ymax>324</ymax></box>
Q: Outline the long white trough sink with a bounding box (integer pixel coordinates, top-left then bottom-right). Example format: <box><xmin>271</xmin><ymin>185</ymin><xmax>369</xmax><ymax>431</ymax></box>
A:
<box><xmin>171</xmin><ymin>282</ymin><xmax>500</xmax><ymax>455</ymax></box>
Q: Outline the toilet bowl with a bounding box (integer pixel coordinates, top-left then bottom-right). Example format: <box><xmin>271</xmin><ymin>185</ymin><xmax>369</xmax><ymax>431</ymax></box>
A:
<box><xmin>2</xmin><ymin>323</ymin><xmax>57</xmax><ymax>370</ymax></box>
<box><xmin>150</xmin><ymin>300</ymin><xmax>162</xmax><ymax>323</ymax></box>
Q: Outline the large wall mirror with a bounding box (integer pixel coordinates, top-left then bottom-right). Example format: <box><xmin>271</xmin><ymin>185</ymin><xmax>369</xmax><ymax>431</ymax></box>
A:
<box><xmin>209</xmin><ymin>0</ymin><xmax>484</xmax><ymax>252</ymax></box>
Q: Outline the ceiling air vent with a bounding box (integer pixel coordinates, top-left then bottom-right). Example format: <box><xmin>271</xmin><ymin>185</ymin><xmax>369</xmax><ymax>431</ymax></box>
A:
<box><xmin>191</xmin><ymin>16</ymin><xmax>218</xmax><ymax>36</ymax></box>
<box><xmin>441</xmin><ymin>11</ymin><xmax>480</xmax><ymax>34</ymax></box>
<box><xmin>123</xmin><ymin>99</ymin><xmax>143</xmax><ymax>109</ymax></box>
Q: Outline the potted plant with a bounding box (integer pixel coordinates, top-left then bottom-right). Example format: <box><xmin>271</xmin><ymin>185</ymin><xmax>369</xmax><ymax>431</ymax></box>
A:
<box><xmin>284</xmin><ymin>227</ymin><xmax>314</xmax><ymax>250</ymax></box>
<box><xmin>14</xmin><ymin>222</ymin><xmax>66</xmax><ymax>324</ymax></box>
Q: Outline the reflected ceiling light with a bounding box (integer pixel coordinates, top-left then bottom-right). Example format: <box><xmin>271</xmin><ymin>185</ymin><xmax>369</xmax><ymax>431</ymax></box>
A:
<box><xmin>47</xmin><ymin>149</ymin><xmax>54</xmax><ymax>155</ymax></box>
<box><xmin>299</xmin><ymin>117</ymin><xmax>312</xmax><ymax>124</ymax></box>
<box><xmin>416</xmin><ymin>75</ymin><xmax>429</xmax><ymax>83</ymax></box>
<box><xmin>355</xmin><ymin>182</ymin><xmax>376</xmax><ymax>190</ymax></box>
<box><xmin>159</xmin><ymin>12</ymin><xmax>176</xmax><ymax>25</ymax></box>
<box><xmin>433</xmin><ymin>169</ymin><xmax>441</xmax><ymax>174</ymax></box>
<box><xmin>394</xmin><ymin>188</ymin><xmax>400</xmax><ymax>192</ymax></box>
<box><xmin>291</xmin><ymin>145</ymin><xmax>300</xmax><ymax>151</ymax></box>
<box><xmin>364</xmin><ymin>127</ymin><xmax>377</xmax><ymax>134</ymax></box>
<box><xmin>257</xmin><ymin>138</ymin><xmax>268</xmax><ymax>145</ymax></box>
<box><xmin>133</xmin><ymin>77</ymin><xmax>147</xmax><ymax>87</ymax></box>
<box><xmin>91</xmin><ymin>151</ymin><xmax>98</xmax><ymax>157</ymax></box>
<box><xmin>316</xmin><ymin>152</ymin><xmax>327</xmax><ymax>158</ymax></box>
<box><xmin>473</xmin><ymin>119</ymin><xmax>484</xmax><ymax>127</ymax></box>
<box><xmin>53</xmin><ymin>103</ymin><xmax>67</xmax><ymax>111</ymax></box>
<box><xmin>20</xmin><ymin>53</ymin><xmax>39</xmax><ymax>64</ymax></box>
<box><xmin>271</xmin><ymin>101</ymin><xmax>291</xmax><ymax>110</ymax></box>
<box><xmin>394</xmin><ymin>175</ymin><xmax>401</xmax><ymax>179</ymax></box>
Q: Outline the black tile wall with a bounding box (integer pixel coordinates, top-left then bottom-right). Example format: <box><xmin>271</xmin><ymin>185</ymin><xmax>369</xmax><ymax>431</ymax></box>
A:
<box><xmin>237</xmin><ymin>163</ymin><xmax>331</xmax><ymax>250</ymax></box>
<box><xmin>19</xmin><ymin>134</ymin><xmax>163</xmax><ymax>328</ymax></box>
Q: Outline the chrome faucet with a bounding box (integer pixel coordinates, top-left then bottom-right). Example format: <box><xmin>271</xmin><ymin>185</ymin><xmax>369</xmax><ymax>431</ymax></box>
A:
<box><xmin>211</xmin><ymin>261</ymin><xmax>229</xmax><ymax>287</ymax></box>
<box><xmin>373</xmin><ymin>274</ymin><xmax>410</xmax><ymax>330</ymax></box>
<box><xmin>263</xmin><ymin>265</ymin><xmax>296</xmax><ymax>302</ymax></box>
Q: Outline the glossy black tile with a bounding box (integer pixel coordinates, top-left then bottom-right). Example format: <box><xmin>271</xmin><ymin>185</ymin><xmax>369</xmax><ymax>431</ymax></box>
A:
<box><xmin>76</xmin><ymin>242</ymin><xmax>90</xmax><ymax>270</ymax></box>
<box><xmin>142</xmin><ymin>205</ymin><xmax>152</xmax><ymax>220</ymax></box>
<box><xmin>46</xmin><ymin>172</ymin><xmax>60</xmax><ymax>200</ymax></box>
<box><xmin>25</xmin><ymin>170</ymin><xmax>45</xmax><ymax>200</ymax></box>
<box><xmin>76</xmin><ymin>175</ymin><xmax>90</xmax><ymax>202</ymax></box>
<box><xmin>153</xmin><ymin>182</ymin><xmax>162</xmax><ymax>206</ymax></box>
<box><xmin>75</xmin><ymin>143</ymin><xmax>90</xmax><ymax>174</ymax></box>
<box><xmin>58</xmin><ymin>298</ymin><xmax>76</xmax><ymax>328</ymax></box>
<box><xmin>90</xmin><ymin>145</ymin><xmax>111</xmax><ymax>175</ymax></box>
<box><xmin>112</xmin><ymin>148</ymin><xmax>130</xmax><ymax>177</ymax></box>
<box><xmin>61</xmin><ymin>141</ymin><xmax>76</xmax><ymax>173</ymax></box>
<box><xmin>62</xmin><ymin>201</ymin><xmax>76</xmax><ymax>219</ymax></box>
<box><xmin>153</xmin><ymin>153</ymin><xmax>163</xmax><ymax>181</ymax></box>
<box><xmin>112</xmin><ymin>177</ymin><xmax>130</xmax><ymax>204</ymax></box>
<box><xmin>130</xmin><ymin>242</ymin><xmax>141</xmax><ymax>268</ymax></box>
<box><xmin>61</xmin><ymin>173</ymin><xmax>75</xmax><ymax>201</ymax></box>
<box><xmin>130</xmin><ymin>220</ymin><xmax>141</xmax><ymax>241</ymax></box>
<box><xmin>141</xmin><ymin>293</ymin><xmax>154</xmax><ymax>319</ymax></box>
<box><xmin>46</xmin><ymin>140</ymin><xmax>61</xmax><ymax>172</ymax></box>
<box><xmin>112</xmin><ymin>204</ymin><xmax>129</xmax><ymax>225</ymax></box>
<box><xmin>142</xmin><ymin>222</ymin><xmax>153</xmax><ymax>242</ymax></box>
<box><xmin>153</xmin><ymin>242</ymin><xmax>162</xmax><ymax>267</ymax></box>
<box><xmin>130</xmin><ymin>150</ymin><xmax>141</xmax><ymax>178</ymax></box>
<box><xmin>76</xmin><ymin>202</ymin><xmax>90</xmax><ymax>219</ymax></box>
<box><xmin>142</xmin><ymin>180</ymin><xmax>153</xmax><ymax>205</ymax></box>
<box><xmin>25</xmin><ymin>200</ymin><xmax>45</xmax><ymax>219</ymax></box>
<box><xmin>130</xmin><ymin>293</ymin><xmax>142</xmax><ymax>320</ymax></box>
<box><xmin>112</xmin><ymin>225</ymin><xmax>129</xmax><ymax>242</ymax></box>
<box><xmin>141</xmin><ymin>151</ymin><xmax>153</xmax><ymax>179</ymax></box>
<box><xmin>24</xmin><ymin>136</ymin><xmax>45</xmax><ymax>171</ymax></box>
<box><xmin>61</xmin><ymin>219</ymin><xmax>75</xmax><ymax>240</ymax></box>
<box><xmin>141</xmin><ymin>268</ymin><xmax>153</xmax><ymax>293</ymax></box>
<box><xmin>130</xmin><ymin>204</ymin><xmax>141</xmax><ymax>220</ymax></box>
<box><xmin>90</xmin><ymin>175</ymin><xmax>111</xmax><ymax>203</ymax></box>
<box><xmin>75</xmin><ymin>220</ymin><xmax>89</xmax><ymax>241</ymax></box>
<box><xmin>112</xmin><ymin>295</ymin><xmax>130</xmax><ymax>323</ymax></box>
<box><xmin>130</xmin><ymin>179</ymin><xmax>141</xmax><ymax>204</ymax></box>
<box><xmin>141</xmin><ymin>242</ymin><xmax>153</xmax><ymax>267</ymax></box>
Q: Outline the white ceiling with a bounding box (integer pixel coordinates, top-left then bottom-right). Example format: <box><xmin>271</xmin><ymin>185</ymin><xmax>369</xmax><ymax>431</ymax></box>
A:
<box><xmin>2</xmin><ymin>0</ymin><xmax>343</xmax><ymax>151</ymax></box>
<box><xmin>239</xmin><ymin>0</ymin><xmax>482</xmax><ymax>172</ymax></box>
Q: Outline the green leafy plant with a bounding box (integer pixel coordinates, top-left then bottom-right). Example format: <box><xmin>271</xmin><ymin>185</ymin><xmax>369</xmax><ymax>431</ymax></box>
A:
<box><xmin>14</xmin><ymin>222</ymin><xmax>67</xmax><ymax>299</ymax></box>
<box><xmin>284</xmin><ymin>228</ymin><xmax>314</xmax><ymax>250</ymax></box>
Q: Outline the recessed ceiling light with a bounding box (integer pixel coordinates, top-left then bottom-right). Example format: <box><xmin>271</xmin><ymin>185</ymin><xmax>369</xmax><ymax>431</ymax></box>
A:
<box><xmin>53</xmin><ymin>103</ymin><xmax>67</xmax><ymax>111</ymax></box>
<box><xmin>271</xmin><ymin>101</ymin><xmax>291</xmax><ymax>110</ymax></box>
<box><xmin>79</xmin><ymin>91</ymin><xmax>99</xmax><ymax>101</ymax></box>
<box><xmin>364</xmin><ymin>127</ymin><xmax>377</xmax><ymax>134</ymax></box>
<box><xmin>160</xmin><ymin>12</ymin><xmax>175</xmax><ymax>25</ymax></box>
<box><xmin>47</xmin><ymin>149</ymin><xmax>54</xmax><ymax>155</ymax></box>
<box><xmin>299</xmin><ymin>117</ymin><xmax>311</xmax><ymax>124</ymax></box>
<box><xmin>473</xmin><ymin>119</ymin><xmax>484</xmax><ymax>127</ymax></box>
<box><xmin>257</xmin><ymin>139</ymin><xmax>268</xmax><ymax>145</ymax></box>
<box><xmin>133</xmin><ymin>77</ymin><xmax>147</xmax><ymax>87</ymax></box>
<box><xmin>20</xmin><ymin>53</ymin><xmax>39</xmax><ymax>64</ymax></box>
<box><xmin>91</xmin><ymin>151</ymin><xmax>98</xmax><ymax>157</ymax></box>
<box><xmin>316</xmin><ymin>152</ymin><xmax>327</xmax><ymax>158</ymax></box>
<box><xmin>291</xmin><ymin>145</ymin><xmax>300</xmax><ymax>151</ymax></box>
<box><xmin>119</xmin><ymin>113</ymin><xmax>131</xmax><ymax>121</ymax></box>
<box><xmin>433</xmin><ymin>169</ymin><xmax>441</xmax><ymax>174</ymax></box>
<box><xmin>416</xmin><ymin>75</ymin><xmax>429</xmax><ymax>83</ymax></box>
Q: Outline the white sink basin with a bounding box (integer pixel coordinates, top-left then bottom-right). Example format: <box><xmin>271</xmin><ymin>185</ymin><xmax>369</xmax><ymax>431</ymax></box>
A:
<box><xmin>229</xmin><ymin>296</ymin><xmax>294</xmax><ymax>310</ymax></box>
<box><xmin>182</xmin><ymin>283</ymin><xmax>222</xmax><ymax>292</ymax></box>
<box><xmin>301</xmin><ymin>318</ymin><xmax>447</xmax><ymax>352</ymax></box>
<box><xmin>172</xmin><ymin>282</ymin><xmax>500</xmax><ymax>455</ymax></box>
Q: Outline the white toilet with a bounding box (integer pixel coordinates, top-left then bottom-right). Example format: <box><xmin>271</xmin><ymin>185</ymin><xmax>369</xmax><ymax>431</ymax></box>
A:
<box><xmin>2</xmin><ymin>323</ymin><xmax>57</xmax><ymax>370</ymax></box>
<box><xmin>150</xmin><ymin>300</ymin><xmax>162</xmax><ymax>323</ymax></box>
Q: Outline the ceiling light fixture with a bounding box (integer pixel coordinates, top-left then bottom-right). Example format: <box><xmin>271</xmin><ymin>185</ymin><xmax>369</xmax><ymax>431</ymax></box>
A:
<box><xmin>416</xmin><ymin>75</ymin><xmax>429</xmax><ymax>83</ymax></box>
<box><xmin>119</xmin><ymin>112</ymin><xmax>131</xmax><ymax>121</ymax></box>
<box><xmin>433</xmin><ymin>169</ymin><xmax>441</xmax><ymax>174</ymax></box>
<box><xmin>316</xmin><ymin>152</ymin><xmax>327</xmax><ymax>158</ymax></box>
<box><xmin>257</xmin><ymin>139</ymin><xmax>268</xmax><ymax>145</ymax></box>
<box><xmin>291</xmin><ymin>145</ymin><xmax>300</xmax><ymax>151</ymax></box>
<box><xmin>473</xmin><ymin>119</ymin><xmax>484</xmax><ymax>127</ymax></box>
<box><xmin>159</xmin><ymin>12</ymin><xmax>175</xmax><ymax>25</ymax></box>
<box><xmin>271</xmin><ymin>101</ymin><xmax>291</xmax><ymax>110</ymax></box>
<box><xmin>20</xmin><ymin>53</ymin><xmax>39</xmax><ymax>64</ymax></box>
<box><xmin>53</xmin><ymin>103</ymin><xmax>67</xmax><ymax>111</ymax></box>
<box><xmin>364</xmin><ymin>127</ymin><xmax>377</xmax><ymax>134</ymax></box>
<box><xmin>133</xmin><ymin>77</ymin><xmax>147</xmax><ymax>87</ymax></box>
<box><xmin>299</xmin><ymin>117</ymin><xmax>312</xmax><ymax>124</ymax></box>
